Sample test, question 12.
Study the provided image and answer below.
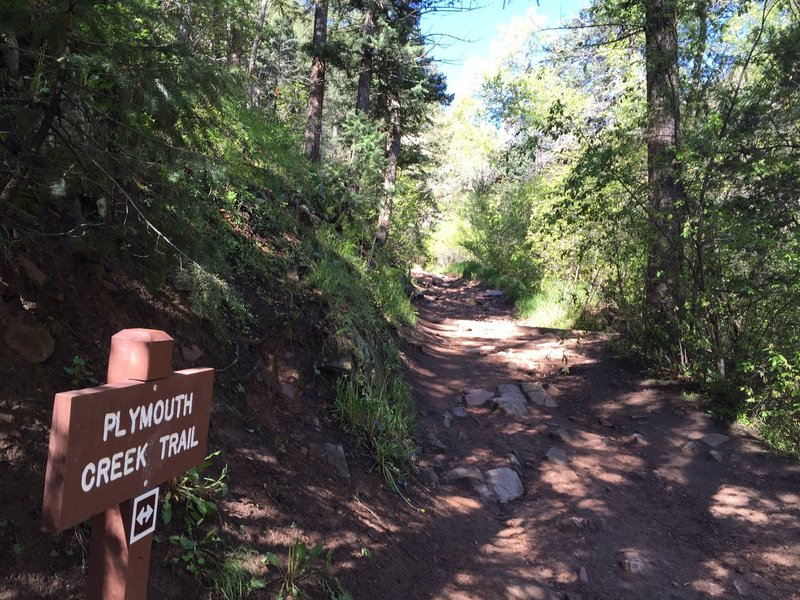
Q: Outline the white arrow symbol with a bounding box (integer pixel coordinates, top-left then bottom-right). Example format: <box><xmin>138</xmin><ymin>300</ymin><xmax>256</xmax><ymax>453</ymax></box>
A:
<box><xmin>136</xmin><ymin>504</ymin><xmax>153</xmax><ymax>526</ymax></box>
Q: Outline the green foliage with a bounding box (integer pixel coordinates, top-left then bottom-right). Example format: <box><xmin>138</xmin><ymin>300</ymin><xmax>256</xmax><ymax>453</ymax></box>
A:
<box><xmin>335</xmin><ymin>373</ymin><xmax>416</xmax><ymax>491</ymax></box>
<box><xmin>177</xmin><ymin>264</ymin><xmax>252</xmax><ymax>342</ymax></box>
<box><xmin>517</xmin><ymin>279</ymin><xmax>595</xmax><ymax>330</ymax></box>
<box><xmin>162</xmin><ymin>451</ymin><xmax>229</xmax><ymax>533</ymax></box>
<box><xmin>62</xmin><ymin>356</ymin><xmax>97</xmax><ymax>388</ymax></box>
<box><xmin>168</xmin><ymin>530</ymin><xmax>223</xmax><ymax>579</ymax></box>
<box><xmin>263</xmin><ymin>540</ymin><xmax>332</xmax><ymax>600</ymax></box>
<box><xmin>214</xmin><ymin>547</ymin><xmax>268</xmax><ymax>600</ymax></box>
<box><xmin>740</xmin><ymin>346</ymin><xmax>800</xmax><ymax>457</ymax></box>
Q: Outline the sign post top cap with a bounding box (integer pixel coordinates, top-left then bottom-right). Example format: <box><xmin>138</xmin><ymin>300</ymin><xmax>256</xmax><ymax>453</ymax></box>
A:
<box><xmin>111</xmin><ymin>329</ymin><xmax>174</xmax><ymax>344</ymax></box>
<box><xmin>108</xmin><ymin>329</ymin><xmax>174</xmax><ymax>383</ymax></box>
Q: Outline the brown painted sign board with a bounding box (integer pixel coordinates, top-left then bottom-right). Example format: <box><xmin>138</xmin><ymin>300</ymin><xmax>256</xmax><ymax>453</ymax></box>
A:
<box><xmin>42</xmin><ymin>368</ymin><xmax>214</xmax><ymax>533</ymax></box>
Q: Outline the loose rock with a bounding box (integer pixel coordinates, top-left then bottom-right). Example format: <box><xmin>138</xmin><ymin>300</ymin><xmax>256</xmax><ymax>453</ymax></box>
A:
<box><xmin>619</xmin><ymin>550</ymin><xmax>646</xmax><ymax>574</ymax></box>
<box><xmin>446</xmin><ymin>467</ymin><xmax>484</xmax><ymax>482</ymax></box>
<box><xmin>2</xmin><ymin>322</ymin><xmax>55</xmax><ymax>363</ymax></box>
<box><xmin>733</xmin><ymin>578</ymin><xmax>752</xmax><ymax>596</ymax></box>
<box><xmin>549</xmin><ymin>428</ymin><xmax>571</xmax><ymax>444</ymax></box>
<box><xmin>443</xmin><ymin>412</ymin><xmax>453</xmax><ymax>428</ymax></box>
<box><xmin>546</xmin><ymin>447</ymin><xmax>570</xmax><ymax>466</ymax></box>
<box><xmin>308</xmin><ymin>443</ymin><xmax>350</xmax><ymax>480</ymax></box>
<box><xmin>701</xmin><ymin>433</ymin><xmax>730</xmax><ymax>448</ymax></box>
<box><xmin>709</xmin><ymin>450</ymin><xmax>723</xmax><ymax>462</ymax></box>
<box><xmin>578</xmin><ymin>566</ymin><xmax>589</xmax><ymax>584</ymax></box>
<box><xmin>422</xmin><ymin>466</ymin><xmax>439</xmax><ymax>490</ymax></box>
<box><xmin>521</xmin><ymin>382</ymin><xmax>558</xmax><ymax>408</ymax></box>
<box><xmin>452</xmin><ymin>406</ymin><xmax>468</xmax><ymax>418</ymax></box>
<box><xmin>485</xmin><ymin>467</ymin><xmax>524</xmax><ymax>504</ymax></box>
<box><xmin>495</xmin><ymin>396</ymin><xmax>529</xmax><ymax>417</ymax></box>
<box><xmin>181</xmin><ymin>343</ymin><xmax>204</xmax><ymax>363</ymax></box>
<box><xmin>425</xmin><ymin>431</ymin><xmax>448</xmax><ymax>451</ymax></box>
<box><xmin>465</xmin><ymin>389</ymin><xmax>494</xmax><ymax>407</ymax></box>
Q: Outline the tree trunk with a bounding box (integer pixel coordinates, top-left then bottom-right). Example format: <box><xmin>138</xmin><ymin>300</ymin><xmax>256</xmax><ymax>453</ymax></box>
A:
<box><xmin>644</xmin><ymin>0</ymin><xmax>684</xmax><ymax>358</ymax></box>
<box><xmin>247</xmin><ymin>0</ymin><xmax>269</xmax><ymax>78</ymax></box>
<box><xmin>304</xmin><ymin>0</ymin><xmax>328</xmax><ymax>163</ymax></box>
<box><xmin>375</xmin><ymin>94</ymin><xmax>401</xmax><ymax>247</ymax></box>
<box><xmin>246</xmin><ymin>0</ymin><xmax>270</xmax><ymax>104</ymax></box>
<box><xmin>355</xmin><ymin>2</ymin><xmax>375</xmax><ymax>113</ymax></box>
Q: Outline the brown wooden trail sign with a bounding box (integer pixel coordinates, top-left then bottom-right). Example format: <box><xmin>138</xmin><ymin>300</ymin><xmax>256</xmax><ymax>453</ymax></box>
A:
<box><xmin>42</xmin><ymin>329</ymin><xmax>214</xmax><ymax>599</ymax></box>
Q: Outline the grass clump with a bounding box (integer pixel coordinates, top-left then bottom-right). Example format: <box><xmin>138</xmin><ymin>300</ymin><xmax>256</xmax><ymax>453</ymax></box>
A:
<box><xmin>335</xmin><ymin>373</ymin><xmax>417</xmax><ymax>491</ymax></box>
<box><xmin>308</xmin><ymin>229</ymin><xmax>418</xmax><ymax>489</ymax></box>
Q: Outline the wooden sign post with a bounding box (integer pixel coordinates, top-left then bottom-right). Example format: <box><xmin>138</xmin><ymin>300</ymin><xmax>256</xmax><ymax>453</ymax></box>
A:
<box><xmin>42</xmin><ymin>329</ymin><xmax>215</xmax><ymax>599</ymax></box>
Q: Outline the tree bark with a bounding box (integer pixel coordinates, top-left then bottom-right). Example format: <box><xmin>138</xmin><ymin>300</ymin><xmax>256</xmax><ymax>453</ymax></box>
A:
<box><xmin>247</xmin><ymin>0</ymin><xmax>269</xmax><ymax>78</ymax></box>
<box><xmin>375</xmin><ymin>94</ymin><xmax>401</xmax><ymax>247</ymax></box>
<box><xmin>304</xmin><ymin>0</ymin><xmax>328</xmax><ymax>163</ymax></box>
<box><xmin>643</xmin><ymin>0</ymin><xmax>684</xmax><ymax>357</ymax></box>
<box><xmin>355</xmin><ymin>1</ymin><xmax>375</xmax><ymax>113</ymax></box>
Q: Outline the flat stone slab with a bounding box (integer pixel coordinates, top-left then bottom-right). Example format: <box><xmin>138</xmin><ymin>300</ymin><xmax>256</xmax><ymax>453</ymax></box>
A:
<box><xmin>701</xmin><ymin>433</ymin><xmax>730</xmax><ymax>448</ymax></box>
<box><xmin>521</xmin><ymin>382</ymin><xmax>557</xmax><ymax>407</ymax></box>
<box><xmin>546</xmin><ymin>447</ymin><xmax>570</xmax><ymax>465</ymax></box>
<box><xmin>498</xmin><ymin>383</ymin><xmax>527</xmax><ymax>402</ymax></box>
<box><xmin>485</xmin><ymin>289</ymin><xmax>505</xmax><ymax>297</ymax></box>
<box><xmin>485</xmin><ymin>467</ymin><xmax>523</xmax><ymax>504</ymax></box>
<box><xmin>495</xmin><ymin>396</ymin><xmax>529</xmax><ymax>417</ymax></box>
<box><xmin>495</xmin><ymin>384</ymin><xmax>529</xmax><ymax>417</ymax></box>
<box><xmin>309</xmin><ymin>443</ymin><xmax>350</xmax><ymax>480</ymax></box>
<box><xmin>465</xmin><ymin>388</ymin><xmax>494</xmax><ymax>407</ymax></box>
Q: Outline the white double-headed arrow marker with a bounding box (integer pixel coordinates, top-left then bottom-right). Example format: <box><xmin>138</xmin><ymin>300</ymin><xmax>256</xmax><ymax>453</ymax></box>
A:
<box><xmin>136</xmin><ymin>504</ymin><xmax>154</xmax><ymax>526</ymax></box>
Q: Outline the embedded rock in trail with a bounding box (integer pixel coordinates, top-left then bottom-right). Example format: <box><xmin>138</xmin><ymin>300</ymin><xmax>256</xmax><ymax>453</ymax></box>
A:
<box><xmin>446</xmin><ymin>467</ymin><xmax>484</xmax><ymax>482</ymax></box>
<box><xmin>485</xmin><ymin>289</ymin><xmax>505</xmax><ymax>298</ymax></box>
<box><xmin>521</xmin><ymin>382</ymin><xmax>558</xmax><ymax>408</ymax></box>
<box><xmin>700</xmin><ymin>433</ymin><xmax>730</xmax><ymax>448</ymax></box>
<box><xmin>451</xmin><ymin>406</ymin><xmax>468</xmax><ymax>418</ymax></box>
<box><xmin>619</xmin><ymin>550</ymin><xmax>647</xmax><ymax>574</ymax></box>
<box><xmin>546</xmin><ymin>447</ymin><xmax>570</xmax><ymax>466</ymax></box>
<box><xmin>309</xmin><ymin>443</ymin><xmax>350</xmax><ymax>481</ymax></box>
<box><xmin>549</xmin><ymin>428</ymin><xmax>572</xmax><ymax>444</ymax></box>
<box><xmin>485</xmin><ymin>467</ymin><xmax>524</xmax><ymax>504</ymax></box>
<box><xmin>425</xmin><ymin>431</ymin><xmax>448</xmax><ymax>451</ymax></box>
<box><xmin>2</xmin><ymin>322</ymin><xmax>55</xmax><ymax>363</ymax></box>
<box><xmin>709</xmin><ymin>450</ymin><xmax>723</xmax><ymax>462</ymax></box>
<box><xmin>578</xmin><ymin>566</ymin><xmax>589</xmax><ymax>584</ymax></box>
<box><xmin>465</xmin><ymin>388</ymin><xmax>494</xmax><ymax>407</ymax></box>
<box><xmin>505</xmin><ymin>582</ymin><xmax>554</xmax><ymax>600</ymax></box>
<box><xmin>495</xmin><ymin>384</ymin><xmax>529</xmax><ymax>417</ymax></box>
<box><xmin>443</xmin><ymin>412</ymin><xmax>453</xmax><ymax>428</ymax></box>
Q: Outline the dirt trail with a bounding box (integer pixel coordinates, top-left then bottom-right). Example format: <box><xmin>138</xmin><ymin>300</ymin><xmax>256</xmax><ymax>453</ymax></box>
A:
<box><xmin>371</xmin><ymin>272</ymin><xmax>800</xmax><ymax>600</ymax></box>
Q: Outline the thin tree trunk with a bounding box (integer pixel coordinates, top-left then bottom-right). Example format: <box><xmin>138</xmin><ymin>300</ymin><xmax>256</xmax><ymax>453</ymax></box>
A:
<box><xmin>644</xmin><ymin>0</ymin><xmax>684</xmax><ymax>357</ymax></box>
<box><xmin>247</xmin><ymin>0</ymin><xmax>269</xmax><ymax>78</ymax></box>
<box><xmin>355</xmin><ymin>1</ymin><xmax>375</xmax><ymax>113</ymax></box>
<box><xmin>304</xmin><ymin>0</ymin><xmax>328</xmax><ymax>163</ymax></box>
<box><xmin>375</xmin><ymin>94</ymin><xmax>401</xmax><ymax>247</ymax></box>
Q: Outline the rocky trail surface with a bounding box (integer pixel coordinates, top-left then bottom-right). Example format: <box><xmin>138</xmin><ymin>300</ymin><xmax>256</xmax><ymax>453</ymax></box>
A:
<box><xmin>383</xmin><ymin>272</ymin><xmax>800</xmax><ymax>600</ymax></box>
